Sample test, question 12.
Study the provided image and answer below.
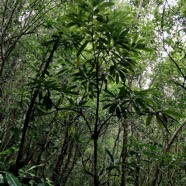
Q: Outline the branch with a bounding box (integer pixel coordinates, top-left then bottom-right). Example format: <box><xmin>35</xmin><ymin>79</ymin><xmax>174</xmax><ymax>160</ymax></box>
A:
<box><xmin>173</xmin><ymin>81</ymin><xmax>186</xmax><ymax>91</ymax></box>
<box><xmin>77</xmin><ymin>144</ymin><xmax>93</xmax><ymax>177</ymax></box>
<box><xmin>16</xmin><ymin>39</ymin><xmax>60</xmax><ymax>167</ymax></box>
<box><xmin>161</xmin><ymin>0</ymin><xmax>186</xmax><ymax>80</ymax></box>
<box><xmin>165</xmin><ymin>120</ymin><xmax>186</xmax><ymax>152</ymax></box>
<box><xmin>80</xmin><ymin>113</ymin><xmax>92</xmax><ymax>133</ymax></box>
<box><xmin>136</xmin><ymin>0</ymin><xmax>143</xmax><ymax>19</ymax></box>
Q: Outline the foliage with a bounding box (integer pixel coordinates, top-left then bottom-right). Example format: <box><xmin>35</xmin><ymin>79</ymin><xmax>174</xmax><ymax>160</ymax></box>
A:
<box><xmin>0</xmin><ymin>0</ymin><xmax>185</xmax><ymax>186</ymax></box>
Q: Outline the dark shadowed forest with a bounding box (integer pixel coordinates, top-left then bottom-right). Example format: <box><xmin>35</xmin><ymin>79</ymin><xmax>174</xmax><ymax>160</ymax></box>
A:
<box><xmin>0</xmin><ymin>0</ymin><xmax>186</xmax><ymax>185</ymax></box>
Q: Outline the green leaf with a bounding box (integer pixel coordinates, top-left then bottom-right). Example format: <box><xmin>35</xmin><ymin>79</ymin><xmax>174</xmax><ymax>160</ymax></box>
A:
<box><xmin>56</xmin><ymin>68</ymin><xmax>68</xmax><ymax>75</ymax></box>
<box><xmin>99</xmin><ymin>37</ymin><xmax>109</xmax><ymax>45</ymax></box>
<box><xmin>150</xmin><ymin>145</ymin><xmax>157</xmax><ymax>151</ymax></box>
<box><xmin>133</xmin><ymin>102</ymin><xmax>141</xmax><ymax>114</ymax></box>
<box><xmin>43</xmin><ymin>95</ymin><xmax>53</xmax><ymax>110</ymax></box>
<box><xmin>74</xmin><ymin>0</ymin><xmax>87</xmax><ymax>4</ymax></box>
<box><xmin>119</xmin><ymin>86</ymin><xmax>129</xmax><ymax>97</ymax></box>
<box><xmin>66</xmin><ymin>22</ymin><xmax>80</xmax><ymax>27</ymax></box>
<box><xmin>67</xmin><ymin>98</ymin><xmax>75</xmax><ymax>105</ymax></box>
<box><xmin>118</xmin><ymin>70</ymin><xmax>126</xmax><ymax>82</ymax></box>
<box><xmin>108</xmin><ymin>75</ymin><xmax>115</xmax><ymax>83</ymax></box>
<box><xmin>109</xmin><ymin>103</ymin><xmax>117</xmax><ymax>113</ymax></box>
<box><xmin>5</xmin><ymin>172</ymin><xmax>22</xmax><ymax>186</ymax></box>
<box><xmin>26</xmin><ymin>164</ymin><xmax>44</xmax><ymax>172</ymax></box>
<box><xmin>156</xmin><ymin>114</ymin><xmax>170</xmax><ymax>134</ymax></box>
<box><xmin>77</xmin><ymin>40</ymin><xmax>89</xmax><ymax>58</ymax></box>
<box><xmin>103</xmin><ymin>104</ymin><xmax>111</xmax><ymax>110</ymax></box>
<box><xmin>145</xmin><ymin>98</ymin><xmax>158</xmax><ymax>109</ymax></box>
<box><xmin>162</xmin><ymin>109</ymin><xmax>184</xmax><ymax>119</ymax></box>
<box><xmin>135</xmin><ymin>98</ymin><xmax>146</xmax><ymax>109</ymax></box>
<box><xmin>133</xmin><ymin>33</ymin><xmax>139</xmax><ymax>44</ymax></box>
<box><xmin>156</xmin><ymin>115</ymin><xmax>163</xmax><ymax>129</ymax></box>
<box><xmin>135</xmin><ymin>44</ymin><xmax>153</xmax><ymax>52</ymax></box>
<box><xmin>95</xmin><ymin>14</ymin><xmax>103</xmax><ymax>22</ymax></box>
<box><xmin>109</xmin><ymin>65</ymin><xmax>115</xmax><ymax>74</ymax></box>
<box><xmin>146</xmin><ymin>115</ymin><xmax>153</xmax><ymax>126</ymax></box>
<box><xmin>64</xmin><ymin>91</ymin><xmax>79</xmax><ymax>95</ymax></box>
<box><xmin>0</xmin><ymin>146</ymin><xmax>18</xmax><ymax>155</ymax></box>
<box><xmin>119</xmin><ymin>29</ymin><xmax>129</xmax><ymax>38</ymax></box>
<box><xmin>140</xmin><ymin>47</ymin><xmax>153</xmax><ymax>52</ymax></box>
<box><xmin>116</xmin><ymin>73</ymin><xmax>119</xmax><ymax>84</ymax></box>
<box><xmin>104</xmin><ymin>89</ymin><xmax>115</xmax><ymax>97</ymax></box>
<box><xmin>106</xmin><ymin>149</ymin><xmax>114</xmax><ymax>162</ymax></box>
<box><xmin>116</xmin><ymin>106</ymin><xmax>121</xmax><ymax>118</ymax></box>
<box><xmin>134</xmin><ymin>88</ymin><xmax>154</xmax><ymax>96</ymax></box>
<box><xmin>99</xmin><ymin>2</ymin><xmax>114</xmax><ymax>9</ymax></box>
<box><xmin>93</xmin><ymin>0</ymin><xmax>104</xmax><ymax>6</ymax></box>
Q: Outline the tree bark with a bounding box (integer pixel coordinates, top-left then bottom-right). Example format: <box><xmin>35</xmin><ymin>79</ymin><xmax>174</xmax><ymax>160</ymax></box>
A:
<box><xmin>94</xmin><ymin>60</ymin><xmax>100</xmax><ymax>186</ymax></box>
<box><xmin>120</xmin><ymin>76</ymin><xmax>132</xmax><ymax>186</ymax></box>
<box><xmin>120</xmin><ymin>119</ymin><xmax>129</xmax><ymax>186</ymax></box>
<box><xmin>16</xmin><ymin>40</ymin><xmax>59</xmax><ymax>168</ymax></box>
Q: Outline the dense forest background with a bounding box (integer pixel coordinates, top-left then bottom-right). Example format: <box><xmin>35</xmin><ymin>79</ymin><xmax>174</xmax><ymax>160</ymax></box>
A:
<box><xmin>0</xmin><ymin>0</ymin><xmax>186</xmax><ymax>185</ymax></box>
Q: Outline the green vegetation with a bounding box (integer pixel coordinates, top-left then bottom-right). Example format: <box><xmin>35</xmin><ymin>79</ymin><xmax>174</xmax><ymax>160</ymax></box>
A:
<box><xmin>0</xmin><ymin>0</ymin><xmax>185</xmax><ymax>185</ymax></box>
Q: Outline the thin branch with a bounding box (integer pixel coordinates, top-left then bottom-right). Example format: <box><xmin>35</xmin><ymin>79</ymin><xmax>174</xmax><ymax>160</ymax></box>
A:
<box><xmin>80</xmin><ymin>113</ymin><xmax>92</xmax><ymax>133</ymax></box>
<box><xmin>161</xmin><ymin>0</ymin><xmax>186</xmax><ymax>80</ymax></box>
<box><xmin>77</xmin><ymin>144</ymin><xmax>93</xmax><ymax>177</ymax></box>
<box><xmin>173</xmin><ymin>81</ymin><xmax>186</xmax><ymax>91</ymax></box>
<box><xmin>165</xmin><ymin>120</ymin><xmax>186</xmax><ymax>152</ymax></box>
<box><xmin>98</xmin><ymin>114</ymin><xmax>114</xmax><ymax>134</ymax></box>
<box><xmin>16</xmin><ymin>39</ymin><xmax>60</xmax><ymax>167</ymax></box>
<box><xmin>136</xmin><ymin>0</ymin><xmax>143</xmax><ymax>19</ymax></box>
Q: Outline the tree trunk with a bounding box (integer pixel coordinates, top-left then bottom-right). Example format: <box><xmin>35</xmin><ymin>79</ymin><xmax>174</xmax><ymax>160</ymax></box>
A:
<box><xmin>94</xmin><ymin>134</ymin><xmax>99</xmax><ymax>186</ymax></box>
<box><xmin>120</xmin><ymin>76</ymin><xmax>132</xmax><ymax>186</ymax></box>
<box><xmin>52</xmin><ymin>128</ymin><xmax>71</xmax><ymax>185</ymax></box>
<box><xmin>120</xmin><ymin>119</ymin><xmax>129</xmax><ymax>186</ymax></box>
<box><xmin>16</xmin><ymin>40</ymin><xmax>59</xmax><ymax>169</ymax></box>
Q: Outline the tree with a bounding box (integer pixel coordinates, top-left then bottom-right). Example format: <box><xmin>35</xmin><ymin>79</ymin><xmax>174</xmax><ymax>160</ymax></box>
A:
<box><xmin>0</xmin><ymin>0</ymin><xmax>185</xmax><ymax>185</ymax></box>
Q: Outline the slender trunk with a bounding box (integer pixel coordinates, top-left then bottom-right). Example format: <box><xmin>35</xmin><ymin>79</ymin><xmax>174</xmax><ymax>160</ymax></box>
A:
<box><xmin>94</xmin><ymin>72</ymin><xmax>100</xmax><ymax>185</ymax></box>
<box><xmin>52</xmin><ymin>128</ymin><xmax>71</xmax><ymax>185</ymax></box>
<box><xmin>60</xmin><ymin>144</ymin><xmax>77</xmax><ymax>185</ymax></box>
<box><xmin>107</xmin><ymin>125</ymin><xmax>122</xmax><ymax>185</ymax></box>
<box><xmin>135</xmin><ymin>161</ymin><xmax>140</xmax><ymax>186</ymax></box>
<box><xmin>94</xmin><ymin>134</ymin><xmax>99</xmax><ymax>186</ymax></box>
<box><xmin>134</xmin><ymin>120</ymin><xmax>141</xmax><ymax>186</ymax></box>
<box><xmin>120</xmin><ymin>119</ymin><xmax>129</xmax><ymax>186</ymax></box>
<box><xmin>152</xmin><ymin>167</ymin><xmax>160</xmax><ymax>186</ymax></box>
<box><xmin>16</xmin><ymin>90</ymin><xmax>39</xmax><ymax>167</ymax></box>
<box><xmin>120</xmin><ymin>76</ymin><xmax>132</xmax><ymax>186</ymax></box>
<box><xmin>16</xmin><ymin>40</ymin><xmax>59</xmax><ymax>168</ymax></box>
<box><xmin>93</xmin><ymin>46</ymin><xmax>100</xmax><ymax>185</ymax></box>
<box><xmin>35</xmin><ymin>140</ymin><xmax>51</xmax><ymax>174</ymax></box>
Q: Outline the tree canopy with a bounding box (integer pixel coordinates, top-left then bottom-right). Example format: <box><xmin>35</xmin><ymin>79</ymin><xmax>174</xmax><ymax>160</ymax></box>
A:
<box><xmin>0</xmin><ymin>0</ymin><xmax>185</xmax><ymax>185</ymax></box>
